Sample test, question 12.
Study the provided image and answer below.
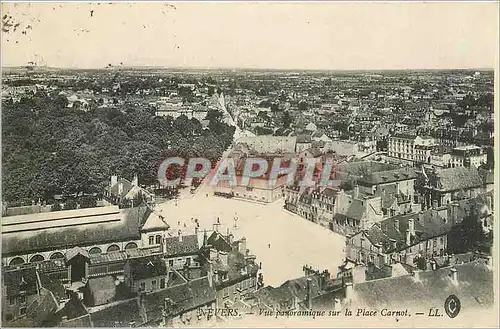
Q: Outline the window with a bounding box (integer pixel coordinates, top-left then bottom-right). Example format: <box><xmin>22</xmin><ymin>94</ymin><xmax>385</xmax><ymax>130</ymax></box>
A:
<box><xmin>168</xmin><ymin>260</ymin><xmax>174</xmax><ymax>267</ymax></box>
<box><xmin>156</xmin><ymin>235</ymin><xmax>162</xmax><ymax>245</ymax></box>
<box><xmin>9</xmin><ymin>296</ymin><xmax>16</xmax><ymax>306</ymax></box>
<box><xmin>148</xmin><ymin>236</ymin><xmax>155</xmax><ymax>245</ymax></box>
<box><xmin>140</xmin><ymin>282</ymin><xmax>146</xmax><ymax>291</ymax></box>
<box><xmin>19</xmin><ymin>307</ymin><xmax>26</xmax><ymax>316</ymax></box>
<box><xmin>185</xmin><ymin>258</ymin><xmax>191</xmax><ymax>266</ymax></box>
<box><xmin>19</xmin><ymin>295</ymin><xmax>26</xmax><ymax>304</ymax></box>
<box><xmin>152</xmin><ymin>280</ymin><xmax>157</xmax><ymax>291</ymax></box>
<box><xmin>160</xmin><ymin>278</ymin><xmax>165</xmax><ymax>289</ymax></box>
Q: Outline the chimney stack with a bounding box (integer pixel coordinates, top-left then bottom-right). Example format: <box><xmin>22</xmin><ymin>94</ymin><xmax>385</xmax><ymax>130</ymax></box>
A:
<box><xmin>418</xmin><ymin>211</ymin><xmax>425</xmax><ymax>225</ymax></box>
<box><xmin>132</xmin><ymin>174</ymin><xmax>138</xmax><ymax>187</ymax></box>
<box><xmin>344</xmin><ymin>282</ymin><xmax>353</xmax><ymax>301</ymax></box>
<box><xmin>111</xmin><ymin>175</ymin><xmax>118</xmax><ymax>187</ymax></box>
<box><xmin>412</xmin><ymin>270</ymin><xmax>421</xmax><ymax>282</ymax></box>
<box><xmin>178</xmin><ymin>230</ymin><xmax>183</xmax><ymax>242</ymax></box>
<box><xmin>406</xmin><ymin>229</ymin><xmax>411</xmax><ymax>246</ymax></box>
<box><xmin>394</xmin><ymin>219</ymin><xmax>399</xmax><ymax>232</ymax></box>
<box><xmin>333</xmin><ymin>298</ymin><xmax>341</xmax><ymax>312</ymax></box>
<box><xmin>219</xmin><ymin>251</ymin><xmax>228</xmax><ymax>267</ymax></box>
<box><xmin>239</xmin><ymin>237</ymin><xmax>247</xmax><ymax>254</ymax></box>
<box><xmin>450</xmin><ymin>267</ymin><xmax>458</xmax><ymax>284</ymax></box>
<box><xmin>354</xmin><ymin>185</ymin><xmax>359</xmax><ymax>198</ymax></box>
<box><xmin>306</xmin><ymin>278</ymin><xmax>313</xmax><ymax>310</ymax></box>
<box><xmin>118</xmin><ymin>182</ymin><xmax>124</xmax><ymax>196</ymax></box>
<box><xmin>408</xmin><ymin>218</ymin><xmax>415</xmax><ymax>236</ymax></box>
<box><xmin>207</xmin><ymin>262</ymin><xmax>213</xmax><ymax>287</ymax></box>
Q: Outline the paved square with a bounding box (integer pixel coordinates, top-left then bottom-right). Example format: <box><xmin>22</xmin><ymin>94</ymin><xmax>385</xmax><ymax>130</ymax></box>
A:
<box><xmin>156</xmin><ymin>186</ymin><xmax>346</xmax><ymax>286</ymax></box>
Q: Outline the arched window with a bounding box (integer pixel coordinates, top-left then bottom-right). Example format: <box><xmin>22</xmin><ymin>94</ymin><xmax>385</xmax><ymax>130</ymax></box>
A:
<box><xmin>9</xmin><ymin>257</ymin><xmax>25</xmax><ymax>266</ymax></box>
<box><xmin>29</xmin><ymin>254</ymin><xmax>45</xmax><ymax>263</ymax></box>
<box><xmin>89</xmin><ymin>247</ymin><xmax>102</xmax><ymax>254</ymax></box>
<box><xmin>50</xmin><ymin>252</ymin><xmax>64</xmax><ymax>260</ymax></box>
<box><xmin>125</xmin><ymin>242</ymin><xmax>138</xmax><ymax>250</ymax></box>
<box><xmin>107</xmin><ymin>244</ymin><xmax>120</xmax><ymax>253</ymax></box>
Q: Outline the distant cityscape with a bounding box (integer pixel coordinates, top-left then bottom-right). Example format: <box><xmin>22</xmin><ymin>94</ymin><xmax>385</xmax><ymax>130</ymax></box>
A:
<box><xmin>1</xmin><ymin>66</ymin><xmax>495</xmax><ymax>327</ymax></box>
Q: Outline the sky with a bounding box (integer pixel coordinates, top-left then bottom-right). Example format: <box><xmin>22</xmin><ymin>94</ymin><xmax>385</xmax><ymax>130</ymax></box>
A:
<box><xmin>1</xmin><ymin>1</ymin><xmax>498</xmax><ymax>70</ymax></box>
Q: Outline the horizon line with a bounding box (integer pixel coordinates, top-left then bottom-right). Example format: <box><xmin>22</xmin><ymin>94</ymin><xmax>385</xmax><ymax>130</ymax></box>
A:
<box><xmin>2</xmin><ymin>65</ymin><xmax>495</xmax><ymax>72</ymax></box>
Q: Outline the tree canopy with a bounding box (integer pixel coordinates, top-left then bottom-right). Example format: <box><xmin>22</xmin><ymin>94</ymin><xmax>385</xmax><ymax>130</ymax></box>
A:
<box><xmin>2</xmin><ymin>92</ymin><xmax>234</xmax><ymax>203</ymax></box>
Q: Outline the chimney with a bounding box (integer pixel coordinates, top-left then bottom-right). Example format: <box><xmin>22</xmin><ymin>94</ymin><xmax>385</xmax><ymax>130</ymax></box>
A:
<box><xmin>132</xmin><ymin>174</ymin><xmax>138</xmax><ymax>187</ymax></box>
<box><xmin>203</xmin><ymin>230</ymin><xmax>208</xmax><ymax>247</ymax></box>
<box><xmin>412</xmin><ymin>269</ymin><xmax>421</xmax><ymax>282</ymax></box>
<box><xmin>61</xmin><ymin>316</ymin><xmax>68</xmax><ymax>322</ymax></box>
<box><xmin>418</xmin><ymin>211</ymin><xmax>425</xmax><ymax>225</ymax></box>
<box><xmin>178</xmin><ymin>230</ymin><xmax>183</xmax><ymax>242</ymax></box>
<box><xmin>118</xmin><ymin>182</ymin><xmax>124</xmax><ymax>195</ymax></box>
<box><xmin>209</xmin><ymin>248</ymin><xmax>217</xmax><ymax>261</ymax></box>
<box><xmin>382</xmin><ymin>253</ymin><xmax>388</xmax><ymax>265</ymax></box>
<box><xmin>219</xmin><ymin>251</ymin><xmax>228</xmax><ymax>267</ymax></box>
<box><xmin>239</xmin><ymin>237</ymin><xmax>247</xmax><ymax>254</ymax></box>
<box><xmin>111</xmin><ymin>175</ymin><xmax>118</xmax><ymax>187</ymax></box>
<box><xmin>394</xmin><ymin>219</ymin><xmax>399</xmax><ymax>232</ymax></box>
<box><xmin>207</xmin><ymin>262</ymin><xmax>213</xmax><ymax>287</ymax></box>
<box><xmin>354</xmin><ymin>185</ymin><xmax>359</xmax><ymax>198</ymax></box>
<box><xmin>333</xmin><ymin>298</ymin><xmax>341</xmax><ymax>312</ymax></box>
<box><xmin>213</xmin><ymin>223</ymin><xmax>219</xmax><ymax>233</ymax></box>
<box><xmin>430</xmin><ymin>259</ymin><xmax>437</xmax><ymax>271</ymax></box>
<box><xmin>194</xmin><ymin>226</ymin><xmax>198</xmax><ymax>235</ymax></box>
<box><xmin>408</xmin><ymin>218</ymin><xmax>415</xmax><ymax>236</ymax></box>
<box><xmin>450</xmin><ymin>267</ymin><xmax>458</xmax><ymax>284</ymax></box>
<box><xmin>406</xmin><ymin>229</ymin><xmax>411</xmax><ymax>246</ymax></box>
<box><xmin>344</xmin><ymin>282</ymin><xmax>353</xmax><ymax>301</ymax></box>
<box><xmin>214</xmin><ymin>270</ymin><xmax>219</xmax><ymax>283</ymax></box>
<box><xmin>228</xmin><ymin>233</ymin><xmax>234</xmax><ymax>245</ymax></box>
<box><xmin>306</xmin><ymin>278</ymin><xmax>313</xmax><ymax>309</ymax></box>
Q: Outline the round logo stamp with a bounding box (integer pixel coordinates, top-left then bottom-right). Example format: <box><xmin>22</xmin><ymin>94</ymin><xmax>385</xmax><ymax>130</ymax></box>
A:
<box><xmin>444</xmin><ymin>294</ymin><xmax>461</xmax><ymax>318</ymax></box>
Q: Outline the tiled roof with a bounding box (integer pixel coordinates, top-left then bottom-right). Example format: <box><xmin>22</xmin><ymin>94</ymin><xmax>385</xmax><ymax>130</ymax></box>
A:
<box><xmin>164</xmin><ymin>234</ymin><xmax>200</xmax><ymax>257</ymax></box>
<box><xmin>296</xmin><ymin>134</ymin><xmax>312</xmax><ymax>143</ymax></box>
<box><xmin>2</xmin><ymin>267</ymin><xmax>38</xmax><ymax>297</ymax></box>
<box><xmin>433</xmin><ymin>166</ymin><xmax>483</xmax><ymax>191</ymax></box>
<box><xmin>90</xmin><ymin>246</ymin><xmax>162</xmax><ymax>265</ymax></box>
<box><xmin>359</xmin><ymin>167</ymin><xmax>417</xmax><ymax>185</ymax></box>
<box><xmin>109</xmin><ymin>178</ymin><xmax>134</xmax><ymax>199</ymax></box>
<box><xmin>87</xmin><ymin>276</ymin><xmax>116</xmax><ymax>293</ymax></box>
<box><xmin>2</xmin><ymin>206</ymin><xmax>151</xmax><ymax>256</ymax></box>
<box><xmin>353</xmin><ymin>260</ymin><xmax>493</xmax><ymax>310</ymax></box>
<box><xmin>127</xmin><ymin>256</ymin><xmax>168</xmax><ymax>280</ymax></box>
<box><xmin>39</xmin><ymin>273</ymin><xmax>67</xmax><ymax>302</ymax></box>
<box><xmin>478</xmin><ymin>168</ymin><xmax>494</xmax><ymax>185</ymax></box>
<box><xmin>89</xmin><ymin>298</ymin><xmax>144</xmax><ymax>327</ymax></box>
<box><xmin>372</xmin><ymin>210</ymin><xmax>451</xmax><ymax>253</ymax></box>
<box><xmin>206</xmin><ymin>231</ymin><xmax>232</xmax><ymax>253</ymax></box>
<box><xmin>336</xmin><ymin>161</ymin><xmax>399</xmax><ymax>176</ymax></box>
<box><xmin>334</xmin><ymin>198</ymin><xmax>366</xmax><ymax>221</ymax></box>
<box><xmin>236</xmin><ymin>136</ymin><xmax>297</xmax><ymax>155</ymax></box>
<box><xmin>142</xmin><ymin>276</ymin><xmax>216</xmax><ymax>322</ymax></box>
<box><xmin>26</xmin><ymin>287</ymin><xmax>59</xmax><ymax>327</ymax></box>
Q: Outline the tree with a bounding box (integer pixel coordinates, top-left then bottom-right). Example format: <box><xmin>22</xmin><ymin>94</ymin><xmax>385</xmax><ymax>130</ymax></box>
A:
<box><xmin>64</xmin><ymin>199</ymin><xmax>78</xmax><ymax>210</ymax></box>
<box><xmin>282</xmin><ymin>111</ymin><xmax>292</xmax><ymax>129</ymax></box>
<box><xmin>51</xmin><ymin>202</ymin><xmax>62</xmax><ymax>212</ymax></box>
<box><xmin>79</xmin><ymin>195</ymin><xmax>97</xmax><ymax>209</ymax></box>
